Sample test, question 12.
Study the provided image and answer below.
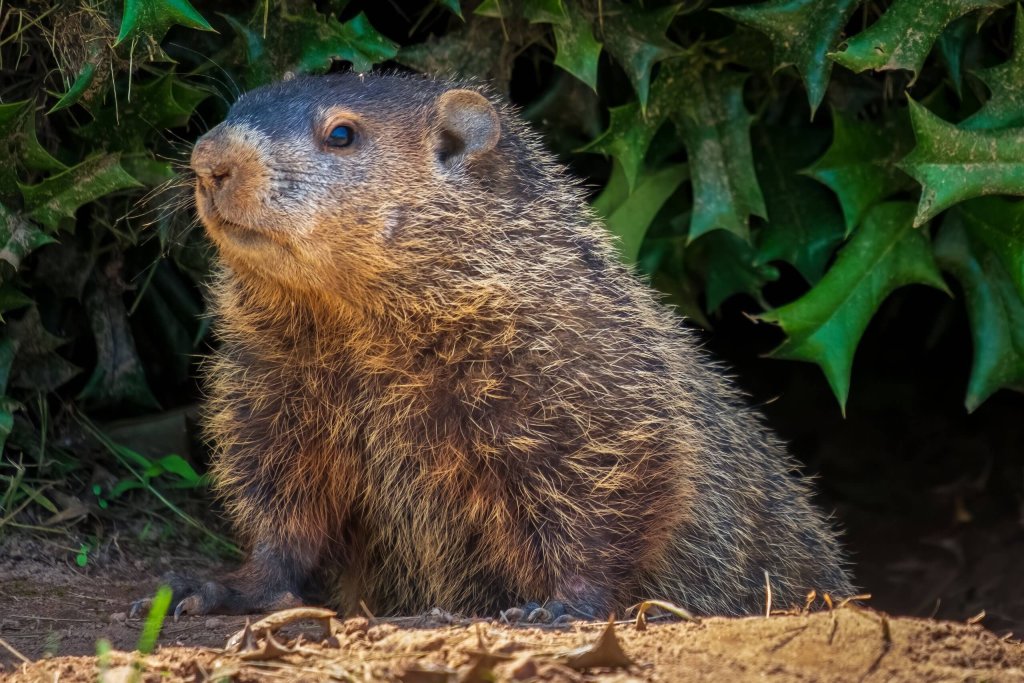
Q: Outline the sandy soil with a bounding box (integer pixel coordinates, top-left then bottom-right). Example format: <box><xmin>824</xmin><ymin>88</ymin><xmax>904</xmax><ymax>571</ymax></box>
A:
<box><xmin>1</xmin><ymin>535</ymin><xmax>1022</xmax><ymax>682</ymax></box>
<box><xmin>4</xmin><ymin>606</ymin><xmax>1023</xmax><ymax>682</ymax></box>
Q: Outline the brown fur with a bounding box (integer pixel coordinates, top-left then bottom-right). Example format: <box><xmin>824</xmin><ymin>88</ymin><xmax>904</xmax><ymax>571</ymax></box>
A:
<box><xmin>184</xmin><ymin>72</ymin><xmax>853</xmax><ymax>619</ymax></box>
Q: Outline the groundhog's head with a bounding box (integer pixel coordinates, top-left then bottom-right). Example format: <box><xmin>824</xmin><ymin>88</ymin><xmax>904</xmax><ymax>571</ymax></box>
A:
<box><xmin>191</xmin><ymin>73</ymin><xmax>513</xmax><ymax>301</ymax></box>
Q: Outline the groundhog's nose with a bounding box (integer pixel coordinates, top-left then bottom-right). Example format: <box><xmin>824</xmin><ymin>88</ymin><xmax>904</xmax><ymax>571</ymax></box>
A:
<box><xmin>191</xmin><ymin>127</ymin><xmax>234</xmax><ymax>193</ymax></box>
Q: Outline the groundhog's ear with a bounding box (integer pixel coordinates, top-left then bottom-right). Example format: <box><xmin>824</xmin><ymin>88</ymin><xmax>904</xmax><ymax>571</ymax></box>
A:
<box><xmin>433</xmin><ymin>89</ymin><xmax>500</xmax><ymax>169</ymax></box>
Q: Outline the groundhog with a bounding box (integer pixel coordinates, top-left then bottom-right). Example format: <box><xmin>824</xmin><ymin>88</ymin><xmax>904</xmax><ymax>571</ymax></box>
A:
<box><xmin>160</xmin><ymin>72</ymin><xmax>853</xmax><ymax>621</ymax></box>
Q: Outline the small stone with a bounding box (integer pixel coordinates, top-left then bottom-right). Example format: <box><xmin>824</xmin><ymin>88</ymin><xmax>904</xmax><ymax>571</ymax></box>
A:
<box><xmin>343</xmin><ymin>616</ymin><xmax>370</xmax><ymax>635</ymax></box>
<box><xmin>205</xmin><ymin>617</ymin><xmax>224</xmax><ymax>629</ymax></box>
<box><xmin>109</xmin><ymin>612</ymin><xmax>127</xmax><ymax>624</ymax></box>
<box><xmin>367</xmin><ymin>623</ymin><xmax>398</xmax><ymax>642</ymax></box>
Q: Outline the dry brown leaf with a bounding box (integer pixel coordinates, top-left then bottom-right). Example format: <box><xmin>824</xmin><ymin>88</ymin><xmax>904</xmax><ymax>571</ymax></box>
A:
<box><xmin>562</xmin><ymin>617</ymin><xmax>634</xmax><ymax>671</ymax></box>
<box><xmin>224</xmin><ymin>606</ymin><xmax>336</xmax><ymax>650</ymax></box>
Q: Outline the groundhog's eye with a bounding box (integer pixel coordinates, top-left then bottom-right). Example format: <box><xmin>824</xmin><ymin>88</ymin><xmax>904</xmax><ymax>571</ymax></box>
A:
<box><xmin>326</xmin><ymin>125</ymin><xmax>355</xmax><ymax>148</ymax></box>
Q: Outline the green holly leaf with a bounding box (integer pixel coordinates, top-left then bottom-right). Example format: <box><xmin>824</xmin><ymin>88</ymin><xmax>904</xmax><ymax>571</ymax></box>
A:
<box><xmin>600</xmin><ymin>1</ymin><xmax>681</xmax><ymax>109</ymax></box>
<box><xmin>899</xmin><ymin>99</ymin><xmax>1024</xmax><ymax>226</ymax></box>
<box><xmin>593</xmin><ymin>161</ymin><xmax>689</xmax><ymax>263</ymax></box>
<box><xmin>523</xmin><ymin>0</ymin><xmax>569</xmax><ymax>25</ymax></box>
<box><xmin>0</xmin><ymin>102</ymin><xmax>64</xmax><ymax>173</ymax></box>
<box><xmin>474</xmin><ymin>0</ymin><xmax>504</xmax><ymax>18</ymax></box>
<box><xmin>830</xmin><ymin>0</ymin><xmax>1010</xmax><ymax>78</ymax></box>
<box><xmin>937</xmin><ymin>14</ymin><xmax>975</xmax><ymax>99</ymax></box>
<box><xmin>582</xmin><ymin>102</ymin><xmax>665</xmax><ymax>192</ymax></box>
<box><xmin>49</xmin><ymin>61</ymin><xmax>100</xmax><ymax>114</ymax></box>
<box><xmin>76</xmin><ymin>72</ymin><xmax>210</xmax><ymax>152</ymax></box>
<box><xmin>718</xmin><ymin>0</ymin><xmax>860</xmax><ymax>115</ymax></box>
<box><xmin>962</xmin><ymin>7</ymin><xmax>1024</xmax><ymax>129</ymax></box>
<box><xmin>6</xmin><ymin>306</ymin><xmax>81</xmax><ymax>392</ymax></box>
<box><xmin>19</xmin><ymin>154</ymin><xmax>143</xmax><ymax>230</ymax></box>
<box><xmin>0</xmin><ymin>101</ymin><xmax>66</xmax><ymax>198</ymax></box>
<box><xmin>759</xmin><ymin>202</ymin><xmax>948</xmax><ymax>412</ymax></box>
<box><xmin>78</xmin><ymin>268</ymin><xmax>160</xmax><ymax>411</ymax></box>
<box><xmin>660</xmin><ymin>60</ymin><xmax>766</xmax><ymax>242</ymax></box>
<box><xmin>687</xmin><ymin>230</ymin><xmax>780</xmax><ymax>312</ymax></box>
<box><xmin>0</xmin><ymin>204</ymin><xmax>56</xmax><ymax>277</ymax></box>
<box><xmin>438</xmin><ymin>0</ymin><xmax>463</xmax><ymax>19</ymax></box>
<box><xmin>292</xmin><ymin>10</ymin><xmax>399</xmax><ymax>74</ymax></box>
<box><xmin>115</xmin><ymin>0</ymin><xmax>214</xmax><ymax>46</ymax></box>
<box><xmin>221</xmin><ymin>12</ymin><xmax>275</xmax><ymax>88</ymax></box>
<box><xmin>553</xmin><ymin>2</ymin><xmax>602</xmax><ymax>91</ymax></box>
<box><xmin>946</xmin><ymin>196</ymin><xmax>1024</xmax><ymax>304</ymax></box>
<box><xmin>0</xmin><ymin>284</ymin><xmax>32</xmax><ymax>314</ymax></box>
<box><xmin>753</xmin><ymin>125</ymin><xmax>845</xmax><ymax>284</ymax></box>
<box><xmin>935</xmin><ymin>205</ymin><xmax>1024</xmax><ymax>410</ymax></box>
<box><xmin>804</xmin><ymin>109</ymin><xmax>914</xmax><ymax>234</ymax></box>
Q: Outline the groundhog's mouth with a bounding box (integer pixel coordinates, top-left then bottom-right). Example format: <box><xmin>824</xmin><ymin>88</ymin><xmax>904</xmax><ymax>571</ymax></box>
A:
<box><xmin>198</xmin><ymin>199</ymin><xmax>276</xmax><ymax>250</ymax></box>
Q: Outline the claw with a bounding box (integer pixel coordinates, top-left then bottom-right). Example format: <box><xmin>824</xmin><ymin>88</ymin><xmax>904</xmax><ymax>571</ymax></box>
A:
<box><xmin>174</xmin><ymin>595</ymin><xmax>202</xmax><ymax>621</ymax></box>
<box><xmin>527</xmin><ymin>607</ymin><xmax>553</xmax><ymax>623</ymax></box>
<box><xmin>128</xmin><ymin>598</ymin><xmax>151</xmax><ymax>620</ymax></box>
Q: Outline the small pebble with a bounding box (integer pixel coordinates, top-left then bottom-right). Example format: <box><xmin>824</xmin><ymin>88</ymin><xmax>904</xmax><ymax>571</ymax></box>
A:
<box><xmin>367</xmin><ymin>623</ymin><xmax>398</xmax><ymax>642</ymax></box>
<box><xmin>204</xmin><ymin>617</ymin><xmax>224</xmax><ymax>629</ymax></box>
<box><xmin>343</xmin><ymin>616</ymin><xmax>370</xmax><ymax>635</ymax></box>
<box><xmin>109</xmin><ymin>612</ymin><xmax>127</xmax><ymax>624</ymax></box>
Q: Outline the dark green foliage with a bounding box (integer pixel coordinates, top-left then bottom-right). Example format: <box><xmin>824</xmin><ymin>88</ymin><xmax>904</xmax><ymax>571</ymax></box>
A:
<box><xmin>1</xmin><ymin>0</ymin><xmax>1023</xmax><ymax>510</ymax></box>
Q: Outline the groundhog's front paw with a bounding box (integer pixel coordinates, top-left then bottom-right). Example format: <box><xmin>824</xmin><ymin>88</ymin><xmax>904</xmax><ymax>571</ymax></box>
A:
<box><xmin>502</xmin><ymin>600</ymin><xmax>574</xmax><ymax>625</ymax></box>
<box><xmin>129</xmin><ymin>571</ymin><xmax>303</xmax><ymax>619</ymax></box>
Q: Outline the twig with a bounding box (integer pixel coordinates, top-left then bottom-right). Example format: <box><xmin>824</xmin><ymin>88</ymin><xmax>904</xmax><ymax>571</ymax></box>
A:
<box><xmin>0</xmin><ymin>636</ymin><xmax>30</xmax><ymax>664</ymax></box>
<box><xmin>764</xmin><ymin>570</ymin><xmax>772</xmax><ymax>618</ymax></box>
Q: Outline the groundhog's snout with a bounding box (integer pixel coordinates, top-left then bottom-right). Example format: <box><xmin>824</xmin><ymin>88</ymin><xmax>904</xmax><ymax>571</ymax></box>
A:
<box><xmin>191</xmin><ymin>127</ymin><xmax>232</xmax><ymax>193</ymax></box>
<box><xmin>191</xmin><ymin>125</ymin><xmax>266</xmax><ymax>222</ymax></box>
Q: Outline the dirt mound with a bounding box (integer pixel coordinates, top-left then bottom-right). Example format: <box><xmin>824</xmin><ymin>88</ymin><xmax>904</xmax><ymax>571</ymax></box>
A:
<box><xmin>5</xmin><ymin>608</ymin><xmax>1023</xmax><ymax>682</ymax></box>
<box><xmin>2</xmin><ymin>536</ymin><xmax>1022</xmax><ymax>681</ymax></box>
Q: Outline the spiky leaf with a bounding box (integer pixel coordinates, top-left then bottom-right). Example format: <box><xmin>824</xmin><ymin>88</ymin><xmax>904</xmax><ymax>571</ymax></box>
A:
<box><xmin>759</xmin><ymin>202</ymin><xmax>948</xmax><ymax>411</ymax></box>
<box><xmin>115</xmin><ymin>0</ymin><xmax>214</xmax><ymax>45</ymax></box>
<box><xmin>438</xmin><ymin>0</ymin><xmax>463</xmax><ymax>19</ymax></box>
<box><xmin>292</xmin><ymin>10</ymin><xmax>399</xmax><ymax>74</ymax></box>
<box><xmin>0</xmin><ymin>204</ymin><xmax>56</xmax><ymax>276</ymax></box>
<box><xmin>829</xmin><ymin>0</ymin><xmax>1010</xmax><ymax>77</ymax></box>
<box><xmin>600</xmin><ymin>1</ymin><xmax>681</xmax><ymax>109</ymax></box>
<box><xmin>962</xmin><ymin>7</ymin><xmax>1024</xmax><ymax>130</ymax></box>
<box><xmin>660</xmin><ymin>60</ymin><xmax>766</xmax><ymax>242</ymax></box>
<box><xmin>232</xmin><ymin>7</ymin><xmax>399</xmax><ymax>78</ymax></box>
<box><xmin>582</xmin><ymin>102</ymin><xmax>666</xmax><ymax>192</ymax></box>
<box><xmin>937</xmin><ymin>14</ymin><xmax>975</xmax><ymax>98</ymax></box>
<box><xmin>935</xmin><ymin>205</ymin><xmax>1024</xmax><ymax>410</ymax></box>
<box><xmin>753</xmin><ymin>125</ymin><xmax>844</xmax><ymax>283</ymax></box>
<box><xmin>719</xmin><ymin>0</ymin><xmax>860</xmax><ymax>115</ymax></box>
<box><xmin>687</xmin><ymin>230</ymin><xmax>779</xmax><ymax>312</ymax></box>
<box><xmin>49</xmin><ymin>62</ymin><xmax>99</xmax><ymax>113</ymax></box>
<box><xmin>6</xmin><ymin>306</ymin><xmax>80</xmax><ymax>392</ymax></box>
<box><xmin>553</xmin><ymin>2</ymin><xmax>602</xmax><ymax>90</ymax></box>
<box><xmin>899</xmin><ymin>99</ymin><xmax>1024</xmax><ymax>225</ymax></box>
<box><xmin>947</xmin><ymin>196</ymin><xmax>1024</xmax><ymax>308</ymax></box>
<box><xmin>593</xmin><ymin>162</ymin><xmax>689</xmax><ymax>263</ymax></box>
<box><xmin>77</xmin><ymin>73</ymin><xmax>210</xmax><ymax>152</ymax></box>
<box><xmin>0</xmin><ymin>101</ymin><xmax>66</xmax><ymax>198</ymax></box>
<box><xmin>523</xmin><ymin>0</ymin><xmax>569</xmax><ymax>25</ymax></box>
<box><xmin>805</xmin><ymin>110</ymin><xmax>914</xmax><ymax>234</ymax></box>
<box><xmin>18</xmin><ymin>155</ymin><xmax>142</xmax><ymax>230</ymax></box>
